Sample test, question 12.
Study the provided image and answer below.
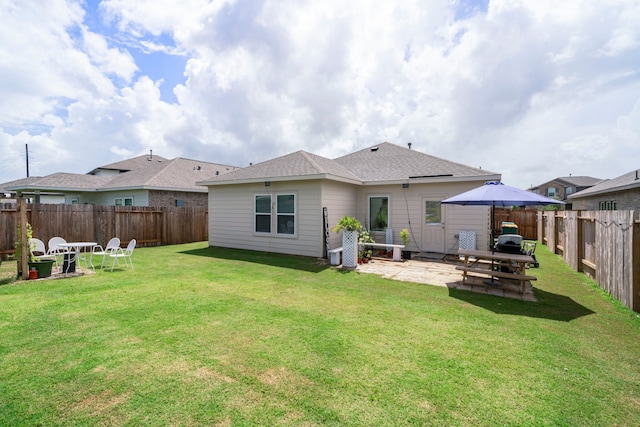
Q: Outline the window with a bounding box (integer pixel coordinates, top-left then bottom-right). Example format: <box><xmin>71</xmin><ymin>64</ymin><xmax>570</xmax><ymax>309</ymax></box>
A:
<box><xmin>276</xmin><ymin>194</ymin><xmax>295</xmax><ymax>235</ymax></box>
<box><xmin>424</xmin><ymin>201</ymin><xmax>442</xmax><ymax>224</ymax></box>
<box><xmin>255</xmin><ymin>195</ymin><xmax>271</xmax><ymax>233</ymax></box>
<box><xmin>175</xmin><ymin>199</ymin><xmax>185</xmax><ymax>207</ymax></box>
<box><xmin>369</xmin><ymin>196</ymin><xmax>389</xmax><ymax>231</ymax></box>
<box><xmin>255</xmin><ymin>193</ymin><xmax>296</xmax><ymax>235</ymax></box>
<box><xmin>115</xmin><ymin>197</ymin><xmax>133</xmax><ymax>206</ymax></box>
<box><xmin>547</xmin><ymin>187</ymin><xmax>556</xmax><ymax>197</ymax></box>
<box><xmin>70</xmin><ymin>198</ymin><xmax>79</xmax><ymax>205</ymax></box>
<box><xmin>565</xmin><ymin>187</ymin><xmax>573</xmax><ymax>195</ymax></box>
<box><xmin>599</xmin><ymin>200</ymin><xmax>618</xmax><ymax>211</ymax></box>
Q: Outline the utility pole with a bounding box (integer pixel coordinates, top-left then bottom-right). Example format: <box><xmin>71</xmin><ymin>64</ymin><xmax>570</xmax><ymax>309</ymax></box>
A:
<box><xmin>25</xmin><ymin>143</ymin><xmax>29</xmax><ymax>177</ymax></box>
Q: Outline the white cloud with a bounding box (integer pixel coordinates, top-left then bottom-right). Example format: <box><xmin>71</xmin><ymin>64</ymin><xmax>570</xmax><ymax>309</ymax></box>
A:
<box><xmin>1</xmin><ymin>0</ymin><xmax>639</xmax><ymax>190</ymax></box>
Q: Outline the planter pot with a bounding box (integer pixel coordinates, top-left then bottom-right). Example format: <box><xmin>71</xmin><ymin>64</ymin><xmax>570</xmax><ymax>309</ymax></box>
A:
<box><xmin>362</xmin><ymin>257</ymin><xmax>369</xmax><ymax>264</ymax></box>
<box><xmin>28</xmin><ymin>260</ymin><xmax>55</xmax><ymax>279</ymax></box>
<box><xmin>402</xmin><ymin>250</ymin><xmax>412</xmax><ymax>261</ymax></box>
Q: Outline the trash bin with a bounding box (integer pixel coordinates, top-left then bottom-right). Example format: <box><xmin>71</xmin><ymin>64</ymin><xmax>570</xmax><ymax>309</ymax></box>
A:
<box><xmin>63</xmin><ymin>252</ymin><xmax>76</xmax><ymax>273</ymax></box>
<box><xmin>501</xmin><ymin>221</ymin><xmax>518</xmax><ymax>235</ymax></box>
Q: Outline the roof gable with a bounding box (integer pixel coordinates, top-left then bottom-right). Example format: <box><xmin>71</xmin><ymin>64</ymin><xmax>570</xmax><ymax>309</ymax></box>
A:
<box><xmin>200</xmin><ymin>151</ymin><xmax>361</xmax><ymax>184</ymax></box>
<box><xmin>569</xmin><ymin>168</ymin><xmax>640</xmax><ymax>198</ymax></box>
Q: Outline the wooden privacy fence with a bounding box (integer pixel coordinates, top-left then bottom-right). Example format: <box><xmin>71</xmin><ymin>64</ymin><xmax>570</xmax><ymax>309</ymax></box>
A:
<box><xmin>0</xmin><ymin>204</ymin><xmax>208</xmax><ymax>259</ymax></box>
<box><xmin>493</xmin><ymin>208</ymin><xmax>538</xmax><ymax>240</ymax></box>
<box><xmin>538</xmin><ymin>210</ymin><xmax>640</xmax><ymax>312</ymax></box>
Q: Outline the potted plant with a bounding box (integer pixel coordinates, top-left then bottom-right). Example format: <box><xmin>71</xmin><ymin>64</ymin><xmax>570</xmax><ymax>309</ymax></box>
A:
<box><xmin>400</xmin><ymin>228</ymin><xmax>411</xmax><ymax>260</ymax></box>
<box><xmin>332</xmin><ymin>215</ymin><xmax>362</xmax><ymax>268</ymax></box>
<box><xmin>16</xmin><ymin>222</ymin><xmax>55</xmax><ymax>279</ymax></box>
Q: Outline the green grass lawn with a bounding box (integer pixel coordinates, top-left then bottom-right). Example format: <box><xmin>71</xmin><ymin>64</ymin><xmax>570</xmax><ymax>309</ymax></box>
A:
<box><xmin>0</xmin><ymin>243</ymin><xmax>638</xmax><ymax>426</ymax></box>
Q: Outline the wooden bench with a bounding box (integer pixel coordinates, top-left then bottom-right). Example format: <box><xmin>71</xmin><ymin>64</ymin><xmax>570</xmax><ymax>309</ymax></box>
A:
<box><xmin>328</xmin><ymin>247</ymin><xmax>343</xmax><ymax>266</ymax></box>
<box><xmin>362</xmin><ymin>242</ymin><xmax>405</xmax><ymax>262</ymax></box>
<box><xmin>455</xmin><ymin>265</ymin><xmax>537</xmax><ymax>293</ymax></box>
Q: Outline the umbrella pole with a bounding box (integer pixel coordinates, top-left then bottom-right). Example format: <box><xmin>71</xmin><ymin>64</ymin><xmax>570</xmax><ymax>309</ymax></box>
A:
<box><xmin>485</xmin><ymin>202</ymin><xmax>499</xmax><ymax>286</ymax></box>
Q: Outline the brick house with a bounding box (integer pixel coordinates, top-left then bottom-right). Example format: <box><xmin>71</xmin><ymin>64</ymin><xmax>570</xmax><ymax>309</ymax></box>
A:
<box><xmin>568</xmin><ymin>168</ymin><xmax>640</xmax><ymax>213</ymax></box>
<box><xmin>528</xmin><ymin>176</ymin><xmax>602</xmax><ymax>208</ymax></box>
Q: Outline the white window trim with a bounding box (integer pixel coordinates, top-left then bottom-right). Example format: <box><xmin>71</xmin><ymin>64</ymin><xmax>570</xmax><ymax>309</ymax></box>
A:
<box><xmin>275</xmin><ymin>193</ymin><xmax>296</xmax><ymax>237</ymax></box>
<box><xmin>253</xmin><ymin>192</ymin><xmax>297</xmax><ymax>238</ymax></box>
<box><xmin>368</xmin><ymin>195</ymin><xmax>390</xmax><ymax>231</ymax></box>
<box><xmin>115</xmin><ymin>197</ymin><xmax>134</xmax><ymax>206</ymax></box>
<box><xmin>254</xmin><ymin>193</ymin><xmax>272</xmax><ymax>235</ymax></box>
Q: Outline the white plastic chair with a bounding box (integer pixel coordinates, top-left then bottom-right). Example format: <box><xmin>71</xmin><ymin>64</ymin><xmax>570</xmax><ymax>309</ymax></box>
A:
<box><xmin>109</xmin><ymin>239</ymin><xmax>136</xmax><ymax>271</ymax></box>
<box><xmin>47</xmin><ymin>237</ymin><xmax>70</xmax><ymax>266</ymax></box>
<box><xmin>30</xmin><ymin>238</ymin><xmax>56</xmax><ymax>262</ymax></box>
<box><xmin>91</xmin><ymin>237</ymin><xmax>121</xmax><ymax>269</ymax></box>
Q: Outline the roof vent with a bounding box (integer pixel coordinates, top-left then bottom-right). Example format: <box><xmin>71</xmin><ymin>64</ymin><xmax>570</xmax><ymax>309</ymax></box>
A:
<box><xmin>371</xmin><ymin>146</ymin><xmax>379</xmax><ymax>152</ymax></box>
<box><xmin>408</xmin><ymin>142</ymin><xmax>412</xmax><ymax>149</ymax></box>
<box><xmin>148</xmin><ymin>149</ymin><xmax>153</xmax><ymax>161</ymax></box>
<box><xmin>636</xmin><ymin>170</ymin><xmax>639</xmax><ymax>180</ymax></box>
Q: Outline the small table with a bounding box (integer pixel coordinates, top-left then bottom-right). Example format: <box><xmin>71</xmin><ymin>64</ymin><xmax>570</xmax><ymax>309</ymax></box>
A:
<box><xmin>457</xmin><ymin>248</ymin><xmax>537</xmax><ymax>293</ymax></box>
<box><xmin>58</xmin><ymin>242</ymin><xmax>97</xmax><ymax>274</ymax></box>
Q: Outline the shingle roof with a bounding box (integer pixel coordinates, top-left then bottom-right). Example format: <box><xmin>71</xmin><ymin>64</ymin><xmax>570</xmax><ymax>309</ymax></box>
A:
<box><xmin>201</xmin><ymin>151</ymin><xmax>361</xmax><ymax>184</ymax></box>
<box><xmin>335</xmin><ymin>142</ymin><xmax>495</xmax><ymax>182</ymax></box>
<box><xmin>568</xmin><ymin>168</ymin><xmax>640</xmax><ymax>199</ymax></box>
<box><xmin>5</xmin><ymin>173</ymin><xmax>110</xmax><ymax>191</ymax></box>
<box><xmin>528</xmin><ymin>176</ymin><xmax>602</xmax><ymax>191</ymax></box>
<box><xmin>1</xmin><ymin>176</ymin><xmax>45</xmax><ymax>193</ymax></box>
<box><xmin>199</xmin><ymin>142</ymin><xmax>497</xmax><ymax>186</ymax></box>
<box><xmin>3</xmin><ymin>156</ymin><xmax>240</xmax><ymax>193</ymax></box>
<box><xmin>88</xmin><ymin>154</ymin><xmax>170</xmax><ymax>174</ymax></box>
<box><xmin>554</xmin><ymin>176</ymin><xmax>602</xmax><ymax>187</ymax></box>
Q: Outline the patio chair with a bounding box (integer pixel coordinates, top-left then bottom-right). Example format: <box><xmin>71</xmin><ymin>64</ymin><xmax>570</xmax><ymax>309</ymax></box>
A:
<box><xmin>30</xmin><ymin>238</ymin><xmax>56</xmax><ymax>262</ymax></box>
<box><xmin>109</xmin><ymin>239</ymin><xmax>136</xmax><ymax>271</ymax></box>
<box><xmin>91</xmin><ymin>237</ymin><xmax>121</xmax><ymax>269</ymax></box>
<box><xmin>47</xmin><ymin>236</ymin><xmax>70</xmax><ymax>267</ymax></box>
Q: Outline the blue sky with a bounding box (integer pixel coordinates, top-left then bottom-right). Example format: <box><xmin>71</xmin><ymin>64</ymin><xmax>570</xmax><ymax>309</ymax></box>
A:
<box><xmin>1</xmin><ymin>0</ymin><xmax>639</xmax><ymax>189</ymax></box>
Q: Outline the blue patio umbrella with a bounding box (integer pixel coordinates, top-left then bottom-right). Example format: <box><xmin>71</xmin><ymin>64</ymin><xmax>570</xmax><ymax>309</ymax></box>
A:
<box><xmin>441</xmin><ymin>181</ymin><xmax>563</xmax><ymax>251</ymax></box>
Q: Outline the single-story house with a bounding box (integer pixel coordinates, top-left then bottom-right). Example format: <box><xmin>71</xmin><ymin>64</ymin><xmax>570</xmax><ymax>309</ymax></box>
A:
<box><xmin>2</xmin><ymin>153</ymin><xmax>239</xmax><ymax>207</ymax></box>
<box><xmin>568</xmin><ymin>168</ymin><xmax>640</xmax><ymax>213</ymax></box>
<box><xmin>198</xmin><ymin>142</ymin><xmax>501</xmax><ymax>257</ymax></box>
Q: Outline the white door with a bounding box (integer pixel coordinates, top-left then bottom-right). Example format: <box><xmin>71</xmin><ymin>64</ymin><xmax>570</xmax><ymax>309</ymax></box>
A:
<box><xmin>421</xmin><ymin>198</ymin><xmax>446</xmax><ymax>253</ymax></box>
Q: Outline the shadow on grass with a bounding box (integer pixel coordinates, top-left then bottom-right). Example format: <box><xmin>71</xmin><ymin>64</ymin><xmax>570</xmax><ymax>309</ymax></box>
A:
<box><xmin>448</xmin><ymin>287</ymin><xmax>595</xmax><ymax>322</ymax></box>
<box><xmin>179</xmin><ymin>246</ymin><xmax>332</xmax><ymax>273</ymax></box>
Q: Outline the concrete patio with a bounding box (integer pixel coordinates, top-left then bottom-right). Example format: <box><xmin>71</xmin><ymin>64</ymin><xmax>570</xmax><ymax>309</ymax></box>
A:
<box><xmin>353</xmin><ymin>255</ymin><xmax>537</xmax><ymax>301</ymax></box>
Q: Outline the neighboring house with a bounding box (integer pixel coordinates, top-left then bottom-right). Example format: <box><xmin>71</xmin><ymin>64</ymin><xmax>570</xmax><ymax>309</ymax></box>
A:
<box><xmin>568</xmin><ymin>168</ymin><xmax>640</xmax><ymax>213</ymax></box>
<box><xmin>528</xmin><ymin>176</ymin><xmax>602</xmax><ymax>207</ymax></box>
<box><xmin>198</xmin><ymin>142</ymin><xmax>501</xmax><ymax>258</ymax></box>
<box><xmin>2</xmin><ymin>153</ymin><xmax>239</xmax><ymax>207</ymax></box>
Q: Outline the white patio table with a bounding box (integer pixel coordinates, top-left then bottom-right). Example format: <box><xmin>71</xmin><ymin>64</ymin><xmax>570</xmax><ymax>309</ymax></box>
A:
<box><xmin>58</xmin><ymin>242</ymin><xmax>97</xmax><ymax>274</ymax></box>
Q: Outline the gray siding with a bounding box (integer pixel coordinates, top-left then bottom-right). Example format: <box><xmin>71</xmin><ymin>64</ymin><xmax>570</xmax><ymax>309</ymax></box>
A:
<box><xmin>356</xmin><ymin>181</ymin><xmax>491</xmax><ymax>253</ymax></box>
<box><xmin>209</xmin><ymin>180</ymin><xmax>325</xmax><ymax>257</ymax></box>
<box><xmin>320</xmin><ymin>180</ymin><xmax>359</xmax><ymax>251</ymax></box>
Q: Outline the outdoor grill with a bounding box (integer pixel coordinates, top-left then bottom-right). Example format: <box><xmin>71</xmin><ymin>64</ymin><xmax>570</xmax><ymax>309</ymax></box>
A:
<box><xmin>495</xmin><ymin>234</ymin><xmax>523</xmax><ymax>254</ymax></box>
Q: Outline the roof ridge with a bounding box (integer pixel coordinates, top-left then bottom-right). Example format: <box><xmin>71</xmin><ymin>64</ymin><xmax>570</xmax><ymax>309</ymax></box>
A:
<box><xmin>300</xmin><ymin>151</ymin><xmax>328</xmax><ymax>174</ymax></box>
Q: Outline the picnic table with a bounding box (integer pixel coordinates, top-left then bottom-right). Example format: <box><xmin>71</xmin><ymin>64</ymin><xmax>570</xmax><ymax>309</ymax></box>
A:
<box><xmin>456</xmin><ymin>248</ymin><xmax>537</xmax><ymax>293</ymax></box>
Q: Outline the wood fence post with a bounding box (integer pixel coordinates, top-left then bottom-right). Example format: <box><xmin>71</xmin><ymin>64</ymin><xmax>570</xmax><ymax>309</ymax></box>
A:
<box><xmin>633</xmin><ymin>219</ymin><xmax>640</xmax><ymax>312</ymax></box>
<box><xmin>577</xmin><ymin>212</ymin><xmax>584</xmax><ymax>273</ymax></box>
<box><xmin>18</xmin><ymin>193</ymin><xmax>28</xmax><ymax>280</ymax></box>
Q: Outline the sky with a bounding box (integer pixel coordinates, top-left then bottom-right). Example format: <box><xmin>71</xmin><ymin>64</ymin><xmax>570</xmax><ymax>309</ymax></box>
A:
<box><xmin>1</xmin><ymin>0</ymin><xmax>639</xmax><ymax>190</ymax></box>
